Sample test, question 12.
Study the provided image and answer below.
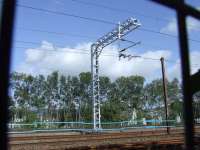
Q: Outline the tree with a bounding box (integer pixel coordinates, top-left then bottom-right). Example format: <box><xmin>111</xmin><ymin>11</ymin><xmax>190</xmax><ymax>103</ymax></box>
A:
<box><xmin>8</xmin><ymin>96</ymin><xmax>15</xmax><ymax>122</ymax></box>
<box><xmin>11</xmin><ymin>72</ymin><xmax>35</xmax><ymax>122</ymax></box>
<box><xmin>58</xmin><ymin>75</ymin><xmax>68</xmax><ymax>122</ymax></box>
<box><xmin>31</xmin><ymin>75</ymin><xmax>46</xmax><ymax>112</ymax></box>
<box><xmin>79</xmin><ymin>72</ymin><xmax>92</xmax><ymax>121</ymax></box>
<box><xmin>9</xmin><ymin>71</ymin><xmax>183</xmax><ymax>124</ymax></box>
<box><xmin>168</xmin><ymin>78</ymin><xmax>182</xmax><ymax>119</ymax></box>
<box><xmin>46</xmin><ymin>71</ymin><xmax>60</xmax><ymax>121</ymax></box>
<box><xmin>143</xmin><ymin>78</ymin><xmax>182</xmax><ymax>120</ymax></box>
<box><xmin>143</xmin><ymin>79</ymin><xmax>165</xmax><ymax>119</ymax></box>
<box><xmin>101</xmin><ymin>75</ymin><xmax>145</xmax><ymax>121</ymax></box>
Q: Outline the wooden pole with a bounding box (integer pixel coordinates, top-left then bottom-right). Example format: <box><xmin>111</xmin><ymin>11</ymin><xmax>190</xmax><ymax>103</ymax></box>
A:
<box><xmin>160</xmin><ymin>57</ymin><xmax>169</xmax><ymax>134</ymax></box>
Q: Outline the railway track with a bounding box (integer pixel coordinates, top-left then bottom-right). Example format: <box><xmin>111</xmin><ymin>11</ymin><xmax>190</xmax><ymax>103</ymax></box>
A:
<box><xmin>9</xmin><ymin>127</ymin><xmax>200</xmax><ymax>150</ymax></box>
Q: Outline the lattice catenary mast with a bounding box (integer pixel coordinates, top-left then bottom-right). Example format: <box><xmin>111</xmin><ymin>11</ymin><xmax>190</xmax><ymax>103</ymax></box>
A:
<box><xmin>91</xmin><ymin>17</ymin><xmax>141</xmax><ymax>130</ymax></box>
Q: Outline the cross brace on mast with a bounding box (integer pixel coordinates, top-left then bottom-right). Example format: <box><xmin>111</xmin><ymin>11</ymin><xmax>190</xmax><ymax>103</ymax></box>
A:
<box><xmin>91</xmin><ymin>17</ymin><xmax>141</xmax><ymax>130</ymax></box>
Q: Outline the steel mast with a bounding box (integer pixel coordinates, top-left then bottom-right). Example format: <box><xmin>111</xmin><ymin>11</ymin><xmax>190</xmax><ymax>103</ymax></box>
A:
<box><xmin>91</xmin><ymin>17</ymin><xmax>141</xmax><ymax>130</ymax></box>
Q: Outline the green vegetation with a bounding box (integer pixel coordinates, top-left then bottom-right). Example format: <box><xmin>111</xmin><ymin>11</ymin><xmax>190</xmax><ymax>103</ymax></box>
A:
<box><xmin>8</xmin><ymin>71</ymin><xmax>190</xmax><ymax>124</ymax></box>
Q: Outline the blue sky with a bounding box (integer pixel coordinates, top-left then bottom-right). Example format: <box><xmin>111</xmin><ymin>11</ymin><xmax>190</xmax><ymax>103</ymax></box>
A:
<box><xmin>11</xmin><ymin>0</ymin><xmax>200</xmax><ymax>81</ymax></box>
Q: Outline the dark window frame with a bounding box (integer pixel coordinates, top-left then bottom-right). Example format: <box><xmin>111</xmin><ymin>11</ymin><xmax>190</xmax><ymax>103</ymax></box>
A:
<box><xmin>0</xmin><ymin>0</ymin><xmax>16</xmax><ymax>150</ymax></box>
<box><xmin>151</xmin><ymin>0</ymin><xmax>200</xmax><ymax>149</ymax></box>
<box><xmin>0</xmin><ymin>0</ymin><xmax>199</xmax><ymax>149</ymax></box>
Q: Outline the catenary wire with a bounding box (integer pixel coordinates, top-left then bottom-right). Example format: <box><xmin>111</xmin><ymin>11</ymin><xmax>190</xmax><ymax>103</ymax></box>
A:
<box><xmin>16</xmin><ymin>3</ymin><xmax>115</xmax><ymax>25</ymax></box>
<box><xmin>16</xmin><ymin>4</ymin><xmax>200</xmax><ymax>44</ymax></box>
<box><xmin>13</xmin><ymin>45</ymin><xmax>200</xmax><ymax>68</ymax></box>
<box><xmin>69</xmin><ymin>0</ymin><xmax>200</xmax><ymax>31</ymax></box>
<box><xmin>17</xmin><ymin>27</ymin><xmax>97</xmax><ymax>39</ymax></box>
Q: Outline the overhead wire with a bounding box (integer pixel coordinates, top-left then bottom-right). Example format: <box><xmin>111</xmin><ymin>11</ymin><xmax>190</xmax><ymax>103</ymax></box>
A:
<box><xmin>70</xmin><ymin>0</ymin><xmax>200</xmax><ymax>31</ymax></box>
<box><xmin>17</xmin><ymin>26</ymin><xmax>200</xmax><ymax>44</ymax></box>
<box><xmin>14</xmin><ymin>40</ymin><xmax>117</xmax><ymax>52</ymax></box>
<box><xmin>17</xmin><ymin>27</ymin><xmax>97</xmax><ymax>39</ymax></box>
<box><xmin>15</xmin><ymin>3</ymin><xmax>200</xmax><ymax>44</ymax></box>
<box><xmin>14</xmin><ymin>45</ymin><xmax>161</xmax><ymax>60</ymax></box>
<box><xmin>14</xmin><ymin>2</ymin><xmax>200</xmax><ymax>68</ymax></box>
<box><xmin>70</xmin><ymin>0</ymin><xmax>168</xmax><ymax>22</ymax></box>
<box><xmin>16</xmin><ymin>3</ymin><xmax>115</xmax><ymax>25</ymax></box>
<box><xmin>138</xmin><ymin>27</ymin><xmax>200</xmax><ymax>43</ymax></box>
<box><xmin>18</xmin><ymin>0</ymin><xmax>200</xmax><ymax>32</ymax></box>
<box><xmin>15</xmin><ymin>40</ymin><xmax>90</xmax><ymax>52</ymax></box>
<box><xmin>13</xmin><ymin>43</ymin><xmax>200</xmax><ymax>68</ymax></box>
<box><xmin>14</xmin><ymin>38</ymin><xmax>181</xmax><ymax>55</ymax></box>
<box><xmin>13</xmin><ymin>39</ymin><xmax>195</xmax><ymax>60</ymax></box>
<box><xmin>14</xmin><ymin>46</ymin><xmax>117</xmax><ymax>56</ymax></box>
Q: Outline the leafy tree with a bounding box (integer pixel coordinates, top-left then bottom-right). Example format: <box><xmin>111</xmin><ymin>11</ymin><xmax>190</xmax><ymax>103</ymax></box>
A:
<box><xmin>101</xmin><ymin>76</ymin><xmax>145</xmax><ymax>121</ymax></box>
<box><xmin>58</xmin><ymin>75</ymin><xmax>68</xmax><ymax>122</ymax></box>
<box><xmin>79</xmin><ymin>72</ymin><xmax>92</xmax><ymax>121</ymax></box>
<box><xmin>9</xmin><ymin>71</ymin><xmax>184</xmax><ymax>124</ymax></box>
<box><xmin>11</xmin><ymin>72</ymin><xmax>35</xmax><ymax>122</ymax></box>
<box><xmin>31</xmin><ymin>75</ymin><xmax>46</xmax><ymax>111</ymax></box>
<box><xmin>143</xmin><ymin>79</ymin><xmax>165</xmax><ymax>119</ymax></box>
<box><xmin>168</xmin><ymin>78</ymin><xmax>182</xmax><ymax>119</ymax></box>
<box><xmin>46</xmin><ymin>71</ymin><xmax>60</xmax><ymax>121</ymax></box>
<box><xmin>8</xmin><ymin>96</ymin><xmax>15</xmax><ymax>122</ymax></box>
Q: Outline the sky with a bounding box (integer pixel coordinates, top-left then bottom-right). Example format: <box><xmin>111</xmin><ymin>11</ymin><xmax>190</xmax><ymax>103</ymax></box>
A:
<box><xmin>11</xmin><ymin>0</ymin><xmax>200</xmax><ymax>82</ymax></box>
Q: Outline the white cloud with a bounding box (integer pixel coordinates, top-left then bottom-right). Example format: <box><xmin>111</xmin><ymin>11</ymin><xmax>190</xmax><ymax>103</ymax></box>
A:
<box><xmin>189</xmin><ymin>51</ymin><xmax>200</xmax><ymax>76</ymax></box>
<box><xmin>161</xmin><ymin>18</ymin><xmax>177</xmax><ymax>34</ymax></box>
<box><xmin>168</xmin><ymin>51</ymin><xmax>200</xmax><ymax>80</ymax></box>
<box><xmin>99</xmin><ymin>50</ymin><xmax>171</xmax><ymax>80</ymax></box>
<box><xmin>161</xmin><ymin>18</ymin><xmax>200</xmax><ymax>34</ymax></box>
<box><xmin>18</xmin><ymin>41</ymin><xmax>92</xmax><ymax>76</ymax></box>
<box><xmin>16</xmin><ymin>41</ymin><xmax>191</xmax><ymax>81</ymax></box>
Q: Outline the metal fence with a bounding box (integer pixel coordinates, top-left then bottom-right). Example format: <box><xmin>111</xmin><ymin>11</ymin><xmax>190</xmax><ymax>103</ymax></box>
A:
<box><xmin>8</xmin><ymin>119</ymin><xmax>183</xmax><ymax>133</ymax></box>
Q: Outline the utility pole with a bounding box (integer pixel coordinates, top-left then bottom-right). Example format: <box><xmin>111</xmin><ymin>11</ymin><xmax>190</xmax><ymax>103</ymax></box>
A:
<box><xmin>91</xmin><ymin>18</ymin><xmax>141</xmax><ymax>131</ymax></box>
<box><xmin>117</xmin><ymin>55</ymin><xmax>170</xmax><ymax>133</ymax></box>
<box><xmin>160</xmin><ymin>57</ymin><xmax>169</xmax><ymax>134</ymax></box>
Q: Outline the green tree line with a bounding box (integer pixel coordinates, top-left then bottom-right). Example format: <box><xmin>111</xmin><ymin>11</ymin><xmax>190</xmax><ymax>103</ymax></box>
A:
<box><xmin>8</xmin><ymin>71</ymin><xmax>188</xmax><ymax>123</ymax></box>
